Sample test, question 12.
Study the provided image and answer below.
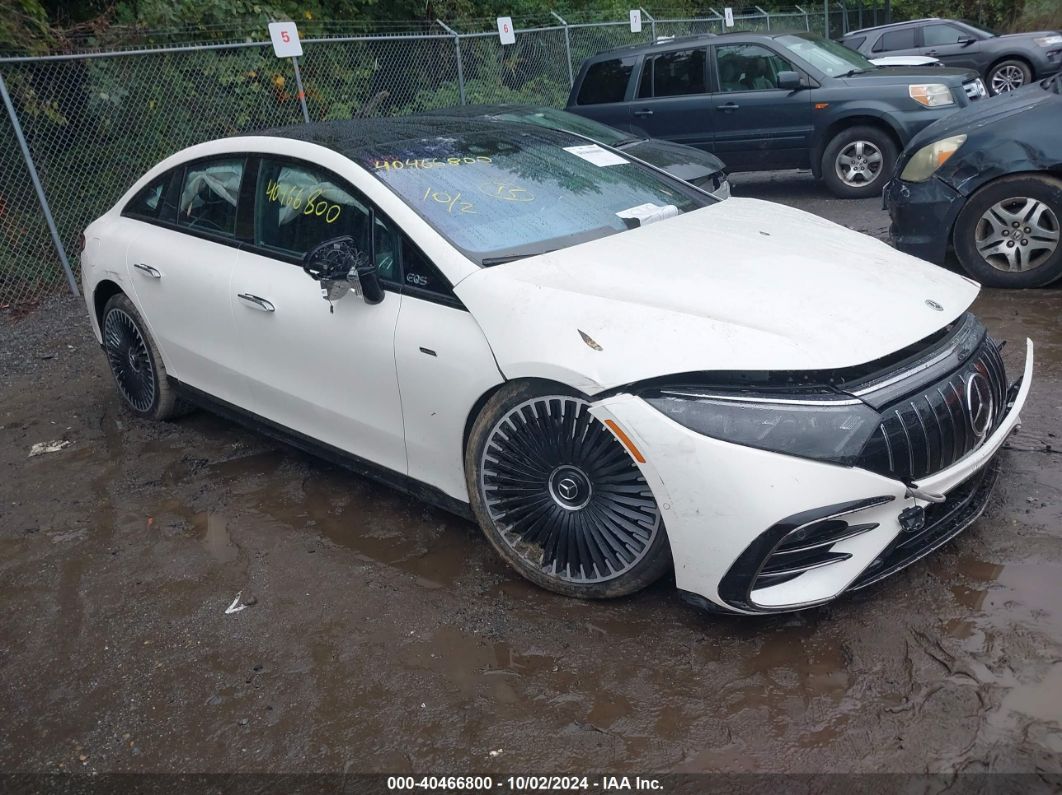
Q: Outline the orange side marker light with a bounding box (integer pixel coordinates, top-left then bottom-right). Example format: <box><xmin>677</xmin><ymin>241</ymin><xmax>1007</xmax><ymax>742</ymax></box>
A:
<box><xmin>604</xmin><ymin>419</ymin><xmax>646</xmax><ymax>464</ymax></box>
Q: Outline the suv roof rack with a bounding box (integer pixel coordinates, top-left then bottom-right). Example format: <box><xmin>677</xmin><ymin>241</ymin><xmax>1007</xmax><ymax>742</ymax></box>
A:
<box><xmin>847</xmin><ymin>17</ymin><xmax>941</xmax><ymax>37</ymax></box>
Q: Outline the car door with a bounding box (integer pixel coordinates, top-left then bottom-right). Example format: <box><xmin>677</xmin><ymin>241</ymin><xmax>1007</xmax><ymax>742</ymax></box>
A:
<box><xmin>567</xmin><ymin>55</ymin><xmax>640</xmax><ymax>131</ymax></box>
<box><xmin>123</xmin><ymin>156</ymin><xmax>253</xmax><ymax>409</ymax></box>
<box><xmin>708</xmin><ymin>43</ymin><xmax>813</xmax><ymax>171</ymax></box>
<box><xmin>917</xmin><ymin>22</ymin><xmax>981</xmax><ymax>70</ymax></box>
<box><xmin>868</xmin><ymin>27</ymin><xmax>920</xmax><ymax>58</ymax></box>
<box><xmin>229</xmin><ymin>156</ymin><xmax>406</xmax><ymax>475</ymax></box>
<box><xmin>625</xmin><ymin>46</ymin><xmax>714</xmax><ymax>150</ymax></box>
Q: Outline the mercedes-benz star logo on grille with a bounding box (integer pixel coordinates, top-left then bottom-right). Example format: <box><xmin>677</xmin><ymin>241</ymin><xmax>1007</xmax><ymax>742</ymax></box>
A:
<box><xmin>965</xmin><ymin>371</ymin><xmax>994</xmax><ymax>439</ymax></box>
<box><xmin>558</xmin><ymin>478</ymin><xmax>579</xmax><ymax>501</ymax></box>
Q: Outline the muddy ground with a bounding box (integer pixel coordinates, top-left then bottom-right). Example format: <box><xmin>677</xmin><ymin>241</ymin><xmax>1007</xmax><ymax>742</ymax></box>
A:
<box><xmin>1</xmin><ymin>173</ymin><xmax>1060</xmax><ymax>778</ymax></box>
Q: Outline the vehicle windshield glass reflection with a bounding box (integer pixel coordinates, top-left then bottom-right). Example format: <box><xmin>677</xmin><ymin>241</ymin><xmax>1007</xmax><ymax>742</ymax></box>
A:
<box><xmin>358</xmin><ymin>129</ymin><xmax>709</xmax><ymax>265</ymax></box>
<box><xmin>777</xmin><ymin>34</ymin><xmax>875</xmax><ymax>75</ymax></box>
<box><xmin>495</xmin><ymin>108</ymin><xmax>636</xmax><ymax>147</ymax></box>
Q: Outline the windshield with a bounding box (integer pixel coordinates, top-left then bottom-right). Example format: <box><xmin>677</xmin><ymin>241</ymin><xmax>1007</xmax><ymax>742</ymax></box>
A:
<box><xmin>492</xmin><ymin>107</ymin><xmax>636</xmax><ymax>147</ymax></box>
<box><xmin>357</xmin><ymin>128</ymin><xmax>709</xmax><ymax>265</ymax></box>
<box><xmin>776</xmin><ymin>33</ymin><xmax>875</xmax><ymax>76</ymax></box>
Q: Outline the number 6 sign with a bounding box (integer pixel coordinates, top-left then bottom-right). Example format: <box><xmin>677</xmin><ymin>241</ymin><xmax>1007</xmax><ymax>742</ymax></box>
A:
<box><xmin>268</xmin><ymin>21</ymin><xmax>303</xmax><ymax>58</ymax></box>
<box><xmin>497</xmin><ymin>16</ymin><xmax>515</xmax><ymax>45</ymax></box>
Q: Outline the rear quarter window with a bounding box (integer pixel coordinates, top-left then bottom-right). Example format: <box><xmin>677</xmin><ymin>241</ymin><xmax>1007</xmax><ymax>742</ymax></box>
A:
<box><xmin>844</xmin><ymin>36</ymin><xmax>866</xmax><ymax>50</ymax></box>
<box><xmin>577</xmin><ymin>57</ymin><xmax>636</xmax><ymax>105</ymax></box>
<box><xmin>873</xmin><ymin>28</ymin><xmax>917</xmax><ymax>52</ymax></box>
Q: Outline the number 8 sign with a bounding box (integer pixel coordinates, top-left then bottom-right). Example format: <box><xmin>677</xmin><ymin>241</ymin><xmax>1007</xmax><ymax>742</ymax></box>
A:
<box><xmin>497</xmin><ymin>16</ymin><xmax>515</xmax><ymax>45</ymax></box>
<box><xmin>268</xmin><ymin>21</ymin><xmax>303</xmax><ymax>58</ymax></box>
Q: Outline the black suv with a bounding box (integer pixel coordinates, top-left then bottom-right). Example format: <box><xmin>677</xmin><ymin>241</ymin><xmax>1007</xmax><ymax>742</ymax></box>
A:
<box><xmin>841</xmin><ymin>18</ymin><xmax>1062</xmax><ymax>95</ymax></box>
<box><xmin>566</xmin><ymin>31</ymin><xmax>985</xmax><ymax>198</ymax></box>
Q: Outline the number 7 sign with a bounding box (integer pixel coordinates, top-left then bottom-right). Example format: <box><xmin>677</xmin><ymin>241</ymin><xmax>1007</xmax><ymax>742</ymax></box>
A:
<box><xmin>268</xmin><ymin>21</ymin><xmax>303</xmax><ymax>58</ymax></box>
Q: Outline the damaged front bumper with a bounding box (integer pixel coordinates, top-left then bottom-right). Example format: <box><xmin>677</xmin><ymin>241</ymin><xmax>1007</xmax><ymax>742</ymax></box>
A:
<box><xmin>590</xmin><ymin>339</ymin><xmax>1033</xmax><ymax>615</ymax></box>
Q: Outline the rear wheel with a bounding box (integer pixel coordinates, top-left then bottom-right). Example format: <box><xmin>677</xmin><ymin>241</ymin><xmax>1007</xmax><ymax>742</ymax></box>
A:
<box><xmin>987</xmin><ymin>59</ymin><xmax>1031</xmax><ymax>95</ymax></box>
<box><xmin>101</xmin><ymin>293</ymin><xmax>181</xmax><ymax>420</ymax></box>
<box><xmin>953</xmin><ymin>175</ymin><xmax>1062</xmax><ymax>288</ymax></box>
<box><xmin>466</xmin><ymin>381</ymin><xmax>671</xmax><ymax>599</ymax></box>
<box><xmin>821</xmin><ymin>125</ymin><xmax>897</xmax><ymax>199</ymax></box>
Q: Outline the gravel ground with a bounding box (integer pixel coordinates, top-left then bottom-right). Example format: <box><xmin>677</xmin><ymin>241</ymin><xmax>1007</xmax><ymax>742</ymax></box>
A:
<box><xmin>2</xmin><ymin>173</ymin><xmax>1061</xmax><ymax>780</ymax></box>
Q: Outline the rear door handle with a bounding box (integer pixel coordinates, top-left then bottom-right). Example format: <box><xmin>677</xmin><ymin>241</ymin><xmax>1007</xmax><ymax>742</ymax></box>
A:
<box><xmin>237</xmin><ymin>293</ymin><xmax>275</xmax><ymax>313</ymax></box>
<box><xmin>633</xmin><ymin>109</ymin><xmax>654</xmax><ymax>117</ymax></box>
<box><xmin>926</xmin><ymin>49</ymin><xmax>938</xmax><ymax>56</ymax></box>
<box><xmin>133</xmin><ymin>263</ymin><xmax>161</xmax><ymax>279</ymax></box>
<box><xmin>716</xmin><ymin>102</ymin><xmax>740</xmax><ymax>112</ymax></box>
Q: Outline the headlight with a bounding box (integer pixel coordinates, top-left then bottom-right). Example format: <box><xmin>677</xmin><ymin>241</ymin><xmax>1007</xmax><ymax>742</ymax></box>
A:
<box><xmin>643</xmin><ymin>389</ymin><xmax>879</xmax><ymax>465</ymax></box>
<box><xmin>1034</xmin><ymin>35</ymin><xmax>1062</xmax><ymax>47</ymax></box>
<box><xmin>899</xmin><ymin>134</ymin><xmax>967</xmax><ymax>182</ymax></box>
<box><xmin>908</xmin><ymin>83</ymin><xmax>955</xmax><ymax>107</ymax></box>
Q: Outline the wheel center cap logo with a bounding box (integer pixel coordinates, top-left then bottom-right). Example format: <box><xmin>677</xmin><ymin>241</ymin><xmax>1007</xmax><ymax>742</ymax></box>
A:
<box><xmin>965</xmin><ymin>371</ymin><xmax>994</xmax><ymax>439</ymax></box>
<box><xmin>558</xmin><ymin>478</ymin><xmax>579</xmax><ymax>501</ymax></box>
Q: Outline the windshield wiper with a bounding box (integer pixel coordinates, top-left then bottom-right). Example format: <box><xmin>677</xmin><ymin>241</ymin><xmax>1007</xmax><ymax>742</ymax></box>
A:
<box><xmin>480</xmin><ymin>250</ymin><xmax>556</xmax><ymax>266</ymax></box>
<box><xmin>841</xmin><ymin>67</ymin><xmax>870</xmax><ymax>77</ymax></box>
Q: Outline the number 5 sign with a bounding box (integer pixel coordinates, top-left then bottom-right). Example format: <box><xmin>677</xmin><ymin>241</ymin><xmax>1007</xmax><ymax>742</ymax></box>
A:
<box><xmin>497</xmin><ymin>17</ymin><xmax>515</xmax><ymax>46</ymax></box>
<box><xmin>268</xmin><ymin>21</ymin><xmax>303</xmax><ymax>58</ymax></box>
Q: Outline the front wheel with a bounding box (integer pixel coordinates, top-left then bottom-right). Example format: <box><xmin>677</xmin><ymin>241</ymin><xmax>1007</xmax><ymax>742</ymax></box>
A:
<box><xmin>953</xmin><ymin>175</ymin><xmax>1062</xmax><ymax>288</ymax></box>
<box><xmin>820</xmin><ymin>126</ymin><xmax>897</xmax><ymax>199</ymax></box>
<box><xmin>987</xmin><ymin>59</ymin><xmax>1031</xmax><ymax>95</ymax></box>
<box><xmin>465</xmin><ymin>381</ymin><xmax>671</xmax><ymax>599</ymax></box>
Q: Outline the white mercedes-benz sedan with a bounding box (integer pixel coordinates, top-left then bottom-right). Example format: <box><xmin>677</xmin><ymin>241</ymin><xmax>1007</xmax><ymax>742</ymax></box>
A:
<box><xmin>80</xmin><ymin>117</ymin><xmax>1033</xmax><ymax>614</ymax></box>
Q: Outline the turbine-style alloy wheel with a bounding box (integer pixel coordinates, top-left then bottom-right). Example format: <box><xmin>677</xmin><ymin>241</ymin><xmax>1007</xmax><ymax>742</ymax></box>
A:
<box><xmin>100</xmin><ymin>293</ymin><xmax>183</xmax><ymax>420</ymax></box>
<box><xmin>466</xmin><ymin>383</ymin><xmax>671</xmax><ymax>598</ymax></box>
<box><xmin>104</xmin><ymin>307</ymin><xmax>157</xmax><ymax>413</ymax></box>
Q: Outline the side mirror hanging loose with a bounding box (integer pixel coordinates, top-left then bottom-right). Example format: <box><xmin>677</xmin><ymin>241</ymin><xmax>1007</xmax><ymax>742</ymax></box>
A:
<box><xmin>301</xmin><ymin>236</ymin><xmax>385</xmax><ymax>311</ymax></box>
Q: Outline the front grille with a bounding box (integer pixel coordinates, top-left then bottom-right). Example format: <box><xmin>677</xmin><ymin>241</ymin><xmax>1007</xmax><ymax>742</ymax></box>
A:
<box><xmin>963</xmin><ymin>79</ymin><xmax>987</xmax><ymax>100</ymax></box>
<box><xmin>858</xmin><ymin>339</ymin><xmax>1007</xmax><ymax>482</ymax></box>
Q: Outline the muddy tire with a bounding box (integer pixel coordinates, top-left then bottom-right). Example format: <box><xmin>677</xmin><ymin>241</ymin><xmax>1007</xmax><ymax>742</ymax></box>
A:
<box><xmin>987</xmin><ymin>59</ymin><xmax>1031</xmax><ymax>95</ymax></box>
<box><xmin>465</xmin><ymin>380</ymin><xmax>671</xmax><ymax>599</ymax></box>
<box><xmin>101</xmin><ymin>293</ymin><xmax>182</xmax><ymax>420</ymax></box>
<box><xmin>953</xmin><ymin>175</ymin><xmax>1062</xmax><ymax>289</ymax></box>
<box><xmin>821</xmin><ymin>125</ymin><xmax>897</xmax><ymax>199</ymax></box>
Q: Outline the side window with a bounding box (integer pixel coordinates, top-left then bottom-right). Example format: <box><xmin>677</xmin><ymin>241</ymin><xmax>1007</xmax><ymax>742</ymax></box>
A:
<box><xmin>373</xmin><ymin>215</ymin><xmax>400</xmax><ymax>283</ymax></box>
<box><xmin>577</xmin><ymin>57</ymin><xmax>636</xmax><ymax>105</ymax></box>
<box><xmin>178</xmin><ymin>159</ymin><xmax>244</xmax><ymax>236</ymax></box>
<box><xmin>844</xmin><ymin>36</ymin><xmax>866</xmax><ymax>50</ymax></box>
<box><xmin>255</xmin><ymin>159</ymin><xmax>370</xmax><ymax>258</ymax></box>
<box><xmin>922</xmin><ymin>24</ymin><xmax>964</xmax><ymax>46</ymax></box>
<box><xmin>638</xmin><ymin>48</ymin><xmax>706</xmax><ymax>98</ymax></box>
<box><xmin>715</xmin><ymin>44</ymin><xmax>795</xmax><ymax>92</ymax></box>
<box><xmin>402</xmin><ymin>239</ymin><xmax>456</xmax><ymax>302</ymax></box>
<box><xmin>124</xmin><ymin>173</ymin><xmax>170</xmax><ymax>220</ymax></box>
<box><xmin>873</xmin><ymin>28</ymin><xmax>916</xmax><ymax>52</ymax></box>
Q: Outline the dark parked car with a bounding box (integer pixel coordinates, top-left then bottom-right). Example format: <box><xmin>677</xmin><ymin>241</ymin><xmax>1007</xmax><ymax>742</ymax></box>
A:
<box><xmin>885</xmin><ymin>73</ymin><xmax>1062</xmax><ymax>288</ymax></box>
<box><xmin>565</xmin><ymin>31</ymin><xmax>985</xmax><ymax>198</ymax></box>
<box><xmin>841</xmin><ymin>18</ymin><xmax>1062</xmax><ymax>95</ymax></box>
<box><xmin>416</xmin><ymin>104</ymin><xmax>730</xmax><ymax>198</ymax></box>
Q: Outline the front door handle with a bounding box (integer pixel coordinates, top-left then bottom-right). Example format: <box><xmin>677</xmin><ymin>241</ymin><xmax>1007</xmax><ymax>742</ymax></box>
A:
<box><xmin>925</xmin><ymin>49</ymin><xmax>938</xmax><ymax>56</ymax></box>
<box><xmin>716</xmin><ymin>102</ymin><xmax>740</xmax><ymax>112</ymax></box>
<box><xmin>133</xmin><ymin>263</ymin><xmax>161</xmax><ymax>279</ymax></box>
<box><xmin>633</xmin><ymin>109</ymin><xmax>654</xmax><ymax>117</ymax></box>
<box><xmin>237</xmin><ymin>293</ymin><xmax>275</xmax><ymax>313</ymax></box>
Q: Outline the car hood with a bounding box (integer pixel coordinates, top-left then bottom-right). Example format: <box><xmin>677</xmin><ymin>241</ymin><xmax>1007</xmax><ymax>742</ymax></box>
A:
<box><xmin>455</xmin><ymin>199</ymin><xmax>978</xmax><ymax>394</ymax></box>
<box><xmin>996</xmin><ymin>30</ymin><xmax>1061</xmax><ymax>41</ymax></box>
<box><xmin>841</xmin><ymin>66</ymin><xmax>976</xmax><ymax>85</ymax></box>
<box><xmin>904</xmin><ymin>81</ymin><xmax>1057</xmax><ymax>152</ymax></box>
<box><xmin>620</xmin><ymin>139</ymin><xmax>726</xmax><ymax>182</ymax></box>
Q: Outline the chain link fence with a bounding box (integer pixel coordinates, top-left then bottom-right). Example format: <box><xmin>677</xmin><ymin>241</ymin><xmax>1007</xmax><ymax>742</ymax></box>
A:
<box><xmin>0</xmin><ymin>5</ymin><xmax>864</xmax><ymax>308</ymax></box>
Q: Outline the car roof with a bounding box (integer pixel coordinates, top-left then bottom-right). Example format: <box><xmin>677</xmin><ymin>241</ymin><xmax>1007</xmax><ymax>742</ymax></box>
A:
<box><xmin>846</xmin><ymin>18</ymin><xmax>943</xmax><ymax>37</ymax></box>
<box><xmin>586</xmin><ymin>29</ymin><xmax>823</xmax><ymax>61</ymax></box>
<box><xmin>252</xmin><ymin>116</ymin><xmax>568</xmax><ymax>157</ymax></box>
<box><xmin>410</xmin><ymin>103</ymin><xmax>538</xmax><ymax>119</ymax></box>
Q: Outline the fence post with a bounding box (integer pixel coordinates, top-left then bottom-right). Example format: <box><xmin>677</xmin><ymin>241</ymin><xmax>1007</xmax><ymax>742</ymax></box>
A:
<box><xmin>795</xmin><ymin>5</ymin><xmax>810</xmax><ymax>31</ymax></box>
<box><xmin>835</xmin><ymin>2</ymin><xmax>849</xmax><ymax>34</ymax></box>
<box><xmin>436</xmin><ymin>20</ymin><xmax>465</xmax><ymax>104</ymax></box>
<box><xmin>823</xmin><ymin>0</ymin><xmax>829</xmax><ymax>36</ymax></box>
<box><xmin>550</xmin><ymin>11</ymin><xmax>574</xmax><ymax>88</ymax></box>
<box><xmin>0</xmin><ymin>71</ymin><xmax>79</xmax><ymax>298</ymax></box>
<box><xmin>755</xmin><ymin>5</ymin><xmax>770</xmax><ymax>30</ymax></box>
<box><xmin>708</xmin><ymin>8</ymin><xmax>726</xmax><ymax>34</ymax></box>
<box><xmin>290</xmin><ymin>56</ymin><xmax>311</xmax><ymax>123</ymax></box>
<box><xmin>640</xmin><ymin>7</ymin><xmax>656</xmax><ymax>41</ymax></box>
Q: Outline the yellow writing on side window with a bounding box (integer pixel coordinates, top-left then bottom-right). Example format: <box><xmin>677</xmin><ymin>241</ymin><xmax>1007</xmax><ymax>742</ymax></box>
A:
<box><xmin>265</xmin><ymin>179</ymin><xmax>342</xmax><ymax>224</ymax></box>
